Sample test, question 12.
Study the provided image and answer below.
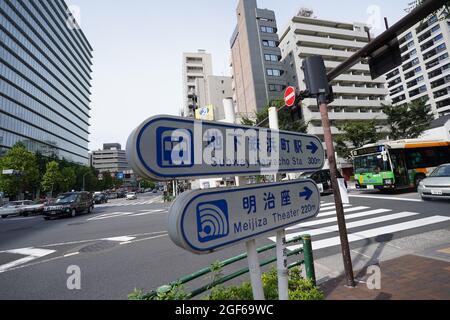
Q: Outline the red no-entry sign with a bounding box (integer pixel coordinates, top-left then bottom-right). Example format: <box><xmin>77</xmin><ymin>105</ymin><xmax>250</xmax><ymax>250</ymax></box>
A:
<box><xmin>284</xmin><ymin>86</ymin><xmax>296</xmax><ymax>107</ymax></box>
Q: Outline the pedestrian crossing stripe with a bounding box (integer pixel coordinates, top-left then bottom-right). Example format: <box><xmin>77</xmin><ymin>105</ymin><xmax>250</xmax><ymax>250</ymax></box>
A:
<box><xmin>268</xmin><ymin>202</ymin><xmax>450</xmax><ymax>252</ymax></box>
<box><xmin>286</xmin><ymin>208</ymin><xmax>392</xmax><ymax>230</ymax></box>
<box><xmin>272</xmin><ymin>211</ymin><xmax>420</xmax><ymax>241</ymax></box>
<box><xmin>286</xmin><ymin>216</ymin><xmax>450</xmax><ymax>252</ymax></box>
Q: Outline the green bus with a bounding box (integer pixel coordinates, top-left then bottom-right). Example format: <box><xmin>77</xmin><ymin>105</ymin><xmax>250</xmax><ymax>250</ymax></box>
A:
<box><xmin>352</xmin><ymin>140</ymin><xmax>450</xmax><ymax>190</ymax></box>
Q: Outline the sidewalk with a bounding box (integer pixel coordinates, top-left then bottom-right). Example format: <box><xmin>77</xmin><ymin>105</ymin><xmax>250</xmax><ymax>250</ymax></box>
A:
<box><xmin>321</xmin><ymin>250</ymin><xmax>450</xmax><ymax>300</ymax></box>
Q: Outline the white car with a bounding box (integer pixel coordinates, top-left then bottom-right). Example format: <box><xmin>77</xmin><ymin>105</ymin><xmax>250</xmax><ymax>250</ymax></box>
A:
<box><xmin>126</xmin><ymin>192</ymin><xmax>137</xmax><ymax>200</ymax></box>
<box><xmin>0</xmin><ymin>200</ymin><xmax>34</xmax><ymax>218</ymax></box>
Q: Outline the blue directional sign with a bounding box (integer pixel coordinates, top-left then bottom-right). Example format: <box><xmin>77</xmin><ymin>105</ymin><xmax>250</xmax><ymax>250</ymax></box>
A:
<box><xmin>126</xmin><ymin>116</ymin><xmax>325</xmax><ymax>181</ymax></box>
<box><xmin>168</xmin><ymin>179</ymin><xmax>321</xmax><ymax>254</ymax></box>
<box><xmin>116</xmin><ymin>172</ymin><xmax>124</xmax><ymax>180</ymax></box>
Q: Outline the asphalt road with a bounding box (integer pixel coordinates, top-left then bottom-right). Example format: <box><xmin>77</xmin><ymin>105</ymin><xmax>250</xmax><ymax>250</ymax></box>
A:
<box><xmin>0</xmin><ymin>190</ymin><xmax>449</xmax><ymax>300</ymax></box>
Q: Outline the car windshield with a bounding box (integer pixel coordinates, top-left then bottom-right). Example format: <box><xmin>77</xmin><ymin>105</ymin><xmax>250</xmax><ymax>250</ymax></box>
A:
<box><xmin>55</xmin><ymin>194</ymin><xmax>78</xmax><ymax>204</ymax></box>
<box><xmin>430</xmin><ymin>165</ymin><xmax>450</xmax><ymax>177</ymax></box>
<box><xmin>354</xmin><ymin>154</ymin><xmax>391</xmax><ymax>174</ymax></box>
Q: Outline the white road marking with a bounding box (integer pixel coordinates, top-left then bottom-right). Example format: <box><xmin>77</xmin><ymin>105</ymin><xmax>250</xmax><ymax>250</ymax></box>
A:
<box><xmin>276</xmin><ymin>212</ymin><xmax>421</xmax><ymax>241</ymax></box>
<box><xmin>119</xmin><ymin>234</ymin><xmax>168</xmax><ymax>245</ymax></box>
<box><xmin>103</xmin><ymin>236</ymin><xmax>136</xmax><ymax>242</ymax></box>
<box><xmin>319</xmin><ymin>204</ymin><xmax>352</xmax><ymax>212</ymax></box>
<box><xmin>0</xmin><ymin>248</ymin><xmax>56</xmax><ymax>273</ymax></box>
<box><xmin>63</xmin><ymin>252</ymin><xmax>80</xmax><ymax>258</ymax></box>
<box><xmin>130</xmin><ymin>210</ymin><xmax>166</xmax><ymax>217</ymax></box>
<box><xmin>286</xmin><ymin>209</ymin><xmax>392</xmax><ymax>230</ymax></box>
<box><xmin>349</xmin><ymin>194</ymin><xmax>423</xmax><ymax>202</ymax></box>
<box><xmin>317</xmin><ymin>206</ymin><xmax>370</xmax><ymax>218</ymax></box>
<box><xmin>287</xmin><ymin>216</ymin><xmax>450</xmax><ymax>251</ymax></box>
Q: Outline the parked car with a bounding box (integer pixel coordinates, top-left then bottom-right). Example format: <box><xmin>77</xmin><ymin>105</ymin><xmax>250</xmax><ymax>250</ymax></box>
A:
<box><xmin>21</xmin><ymin>199</ymin><xmax>49</xmax><ymax>216</ymax></box>
<box><xmin>43</xmin><ymin>192</ymin><xmax>94</xmax><ymax>220</ymax></box>
<box><xmin>152</xmin><ymin>189</ymin><xmax>158</xmax><ymax>193</ymax></box>
<box><xmin>418</xmin><ymin>164</ymin><xmax>450</xmax><ymax>201</ymax></box>
<box><xmin>126</xmin><ymin>192</ymin><xmax>137</xmax><ymax>200</ymax></box>
<box><xmin>0</xmin><ymin>200</ymin><xmax>34</xmax><ymax>218</ymax></box>
<box><xmin>299</xmin><ymin>169</ymin><xmax>346</xmax><ymax>195</ymax></box>
<box><xmin>107</xmin><ymin>192</ymin><xmax>118</xmax><ymax>200</ymax></box>
<box><xmin>93</xmin><ymin>193</ymin><xmax>108</xmax><ymax>204</ymax></box>
<box><xmin>116</xmin><ymin>190</ymin><xmax>126</xmax><ymax>198</ymax></box>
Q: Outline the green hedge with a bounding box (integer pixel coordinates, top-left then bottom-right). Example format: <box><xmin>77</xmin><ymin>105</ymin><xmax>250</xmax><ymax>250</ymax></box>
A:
<box><xmin>129</xmin><ymin>267</ymin><xmax>324</xmax><ymax>301</ymax></box>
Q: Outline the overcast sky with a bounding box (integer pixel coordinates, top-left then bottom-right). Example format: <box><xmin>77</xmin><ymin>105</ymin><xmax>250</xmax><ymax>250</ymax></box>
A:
<box><xmin>68</xmin><ymin>0</ymin><xmax>411</xmax><ymax>151</ymax></box>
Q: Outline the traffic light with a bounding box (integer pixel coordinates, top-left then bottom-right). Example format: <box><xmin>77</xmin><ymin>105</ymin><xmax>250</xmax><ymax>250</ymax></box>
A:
<box><xmin>302</xmin><ymin>56</ymin><xmax>334</xmax><ymax>104</ymax></box>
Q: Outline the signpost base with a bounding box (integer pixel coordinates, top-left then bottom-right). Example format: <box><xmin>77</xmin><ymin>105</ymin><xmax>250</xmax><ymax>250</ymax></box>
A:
<box><xmin>245</xmin><ymin>239</ymin><xmax>265</xmax><ymax>301</ymax></box>
<box><xmin>276</xmin><ymin>230</ymin><xmax>289</xmax><ymax>300</ymax></box>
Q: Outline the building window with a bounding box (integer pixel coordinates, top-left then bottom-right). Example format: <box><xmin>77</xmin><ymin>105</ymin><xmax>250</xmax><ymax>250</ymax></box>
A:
<box><xmin>261</xmin><ymin>26</ymin><xmax>276</xmax><ymax>33</ymax></box>
<box><xmin>267</xmin><ymin>69</ymin><xmax>283</xmax><ymax>77</ymax></box>
<box><xmin>264</xmin><ymin>54</ymin><xmax>280</xmax><ymax>62</ymax></box>
<box><xmin>269</xmin><ymin>84</ymin><xmax>286</xmax><ymax>92</ymax></box>
<box><xmin>262</xmin><ymin>40</ymin><xmax>277</xmax><ymax>47</ymax></box>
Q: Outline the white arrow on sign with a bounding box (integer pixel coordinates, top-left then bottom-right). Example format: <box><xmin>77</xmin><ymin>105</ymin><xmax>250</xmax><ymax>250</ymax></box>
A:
<box><xmin>168</xmin><ymin>179</ymin><xmax>321</xmax><ymax>254</ymax></box>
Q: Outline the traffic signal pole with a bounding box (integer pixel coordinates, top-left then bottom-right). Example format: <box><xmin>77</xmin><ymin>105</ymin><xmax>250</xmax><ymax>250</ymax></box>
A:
<box><xmin>318</xmin><ymin>99</ymin><xmax>355</xmax><ymax>288</ymax></box>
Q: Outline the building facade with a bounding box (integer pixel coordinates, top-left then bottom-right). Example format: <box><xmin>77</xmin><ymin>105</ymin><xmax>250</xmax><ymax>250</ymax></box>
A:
<box><xmin>230</xmin><ymin>0</ymin><xmax>286</xmax><ymax>119</ymax></box>
<box><xmin>195</xmin><ymin>75</ymin><xmax>233</xmax><ymax>121</ymax></box>
<box><xmin>279</xmin><ymin>10</ymin><xmax>389</xmax><ymax>142</ymax></box>
<box><xmin>386</xmin><ymin>14</ymin><xmax>450</xmax><ymax>118</ymax></box>
<box><xmin>182</xmin><ymin>50</ymin><xmax>213</xmax><ymax>117</ymax></box>
<box><xmin>91</xmin><ymin>143</ymin><xmax>130</xmax><ymax>174</ymax></box>
<box><xmin>0</xmin><ymin>0</ymin><xmax>93</xmax><ymax>164</ymax></box>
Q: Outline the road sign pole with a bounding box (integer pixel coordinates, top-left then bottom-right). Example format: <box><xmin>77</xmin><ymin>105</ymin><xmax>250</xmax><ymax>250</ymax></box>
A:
<box><xmin>225</xmin><ymin>98</ymin><xmax>265</xmax><ymax>301</ymax></box>
<box><xmin>319</xmin><ymin>101</ymin><xmax>355</xmax><ymax>288</ymax></box>
<box><xmin>269</xmin><ymin>106</ymin><xmax>289</xmax><ymax>300</ymax></box>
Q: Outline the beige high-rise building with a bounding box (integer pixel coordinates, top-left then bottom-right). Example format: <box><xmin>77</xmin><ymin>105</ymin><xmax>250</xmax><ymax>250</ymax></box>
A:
<box><xmin>279</xmin><ymin>10</ymin><xmax>389</xmax><ymax>142</ymax></box>
<box><xmin>182</xmin><ymin>50</ymin><xmax>213</xmax><ymax>117</ymax></box>
<box><xmin>230</xmin><ymin>0</ymin><xmax>287</xmax><ymax>119</ymax></box>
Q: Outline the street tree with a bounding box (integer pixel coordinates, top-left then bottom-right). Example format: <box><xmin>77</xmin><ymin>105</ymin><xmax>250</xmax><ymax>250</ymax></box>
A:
<box><xmin>60</xmin><ymin>167</ymin><xmax>77</xmax><ymax>192</ymax></box>
<box><xmin>382</xmin><ymin>100</ymin><xmax>434</xmax><ymax>140</ymax></box>
<box><xmin>0</xmin><ymin>142</ymin><xmax>40</xmax><ymax>199</ymax></box>
<box><xmin>41</xmin><ymin>161</ymin><xmax>62</xmax><ymax>197</ymax></box>
<box><xmin>241</xmin><ymin>99</ymin><xmax>308</xmax><ymax>133</ymax></box>
<box><xmin>335</xmin><ymin>120</ymin><xmax>382</xmax><ymax>160</ymax></box>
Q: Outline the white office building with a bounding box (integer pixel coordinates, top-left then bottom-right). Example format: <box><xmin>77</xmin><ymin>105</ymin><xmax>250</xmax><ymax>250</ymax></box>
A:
<box><xmin>182</xmin><ymin>50</ymin><xmax>213</xmax><ymax>117</ymax></box>
<box><xmin>386</xmin><ymin>14</ymin><xmax>450</xmax><ymax>118</ymax></box>
<box><xmin>279</xmin><ymin>10</ymin><xmax>389</xmax><ymax>143</ymax></box>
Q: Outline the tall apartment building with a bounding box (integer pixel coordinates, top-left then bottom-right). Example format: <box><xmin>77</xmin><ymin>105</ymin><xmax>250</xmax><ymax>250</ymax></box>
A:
<box><xmin>386</xmin><ymin>14</ymin><xmax>450</xmax><ymax>118</ymax></box>
<box><xmin>0</xmin><ymin>0</ymin><xmax>93</xmax><ymax>164</ymax></box>
<box><xmin>279</xmin><ymin>10</ymin><xmax>389</xmax><ymax>142</ymax></box>
<box><xmin>230</xmin><ymin>0</ymin><xmax>287</xmax><ymax>119</ymax></box>
<box><xmin>91</xmin><ymin>143</ymin><xmax>130</xmax><ymax>174</ymax></box>
<box><xmin>182</xmin><ymin>50</ymin><xmax>213</xmax><ymax>117</ymax></box>
<box><xmin>195</xmin><ymin>75</ymin><xmax>233</xmax><ymax>121</ymax></box>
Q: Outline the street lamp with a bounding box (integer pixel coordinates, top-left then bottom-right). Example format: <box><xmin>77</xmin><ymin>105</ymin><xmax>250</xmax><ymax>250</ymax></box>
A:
<box><xmin>82</xmin><ymin>172</ymin><xmax>89</xmax><ymax>191</ymax></box>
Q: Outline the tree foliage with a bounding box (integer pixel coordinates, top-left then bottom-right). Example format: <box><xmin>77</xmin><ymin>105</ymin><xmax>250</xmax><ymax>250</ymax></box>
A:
<box><xmin>335</xmin><ymin>120</ymin><xmax>382</xmax><ymax>160</ymax></box>
<box><xmin>382</xmin><ymin>100</ymin><xmax>434</xmax><ymax>141</ymax></box>
<box><xmin>41</xmin><ymin>161</ymin><xmax>62</xmax><ymax>196</ymax></box>
<box><xmin>241</xmin><ymin>99</ymin><xmax>308</xmax><ymax>133</ymax></box>
<box><xmin>0</xmin><ymin>143</ymin><xmax>40</xmax><ymax>197</ymax></box>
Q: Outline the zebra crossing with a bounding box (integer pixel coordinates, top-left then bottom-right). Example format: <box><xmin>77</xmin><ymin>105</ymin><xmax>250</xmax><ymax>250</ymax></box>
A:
<box><xmin>268</xmin><ymin>201</ymin><xmax>450</xmax><ymax>252</ymax></box>
<box><xmin>95</xmin><ymin>196</ymin><xmax>163</xmax><ymax>208</ymax></box>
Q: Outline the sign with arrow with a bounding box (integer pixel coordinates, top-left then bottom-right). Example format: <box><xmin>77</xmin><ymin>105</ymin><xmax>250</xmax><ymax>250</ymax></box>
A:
<box><xmin>168</xmin><ymin>179</ymin><xmax>321</xmax><ymax>254</ymax></box>
<box><xmin>126</xmin><ymin>115</ymin><xmax>325</xmax><ymax>180</ymax></box>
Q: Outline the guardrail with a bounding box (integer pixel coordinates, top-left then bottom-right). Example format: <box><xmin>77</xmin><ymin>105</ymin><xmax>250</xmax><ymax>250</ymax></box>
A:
<box><xmin>144</xmin><ymin>235</ymin><xmax>316</xmax><ymax>300</ymax></box>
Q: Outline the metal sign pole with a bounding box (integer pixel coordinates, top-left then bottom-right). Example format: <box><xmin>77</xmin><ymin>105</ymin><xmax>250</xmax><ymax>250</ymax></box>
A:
<box><xmin>268</xmin><ymin>107</ymin><xmax>289</xmax><ymax>300</ymax></box>
<box><xmin>224</xmin><ymin>99</ymin><xmax>265</xmax><ymax>301</ymax></box>
<box><xmin>319</xmin><ymin>99</ymin><xmax>355</xmax><ymax>287</ymax></box>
